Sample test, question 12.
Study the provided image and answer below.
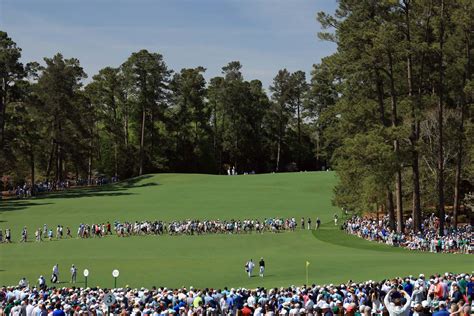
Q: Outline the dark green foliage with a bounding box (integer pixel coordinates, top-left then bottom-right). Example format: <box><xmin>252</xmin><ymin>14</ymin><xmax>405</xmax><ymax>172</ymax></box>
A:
<box><xmin>1</xmin><ymin>0</ymin><xmax>472</xmax><ymax>229</ymax></box>
<box><xmin>316</xmin><ymin>0</ymin><xmax>474</xmax><ymax>230</ymax></box>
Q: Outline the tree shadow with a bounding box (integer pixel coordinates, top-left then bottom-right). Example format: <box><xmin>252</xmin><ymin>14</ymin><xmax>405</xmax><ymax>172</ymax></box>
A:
<box><xmin>35</xmin><ymin>191</ymin><xmax>135</xmax><ymax>200</ymax></box>
<box><xmin>312</xmin><ymin>223</ymin><xmax>410</xmax><ymax>253</ymax></box>
<box><xmin>0</xmin><ymin>175</ymin><xmax>160</xmax><ymax>213</ymax></box>
<box><xmin>118</xmin><ymin>174</ymin><xmax>156</xmax><ymax>187</ymax></box>
<box><xmin>35</xmin><ymin>175</ymin><xmax>159</xmax><ymax>200</ymax></box>
<box><xmin>0</xmin><ymin>201</ymin><xmax>53</xmax><ymax>213</ymax></box>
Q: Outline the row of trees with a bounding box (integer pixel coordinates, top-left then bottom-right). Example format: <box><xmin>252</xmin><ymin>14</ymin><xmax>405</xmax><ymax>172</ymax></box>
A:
<box><xmin>0</xmin><ymin>32</ymin><xmax>324</xmax><ymax>189</ymax></box>
<box><xmin>314</xmin><ymin>0</ymin><xmax>473</xmax><ymax>232</ymax></box>
<box><xmin>1</xmin><ymin>0</ymin><xmax>472</xmax><ymax>232</ymax></box>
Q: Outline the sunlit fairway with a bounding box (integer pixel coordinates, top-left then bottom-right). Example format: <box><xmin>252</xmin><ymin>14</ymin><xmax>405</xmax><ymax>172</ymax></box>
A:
<box><xmin>0</xmin><ymin>172</ymin><xmax>471</xmax><ymax>288</ymax></box>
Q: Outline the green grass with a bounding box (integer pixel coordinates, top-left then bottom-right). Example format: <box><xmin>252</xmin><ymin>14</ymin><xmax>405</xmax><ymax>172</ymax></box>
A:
<box><xmin>0</xmin><ymin>172</ymin><xmax>471</xmax><ymax>289</ymax></box>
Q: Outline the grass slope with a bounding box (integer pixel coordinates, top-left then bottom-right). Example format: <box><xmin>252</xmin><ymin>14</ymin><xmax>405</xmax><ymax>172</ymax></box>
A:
<box><xmin>0</xmin><ymin>172</ymin><xmax>471</xmax><ymax>288</ymax></box>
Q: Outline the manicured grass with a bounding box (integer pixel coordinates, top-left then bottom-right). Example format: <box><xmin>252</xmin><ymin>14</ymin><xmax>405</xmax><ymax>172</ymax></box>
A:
<box><xmin>0</xmin><ymin>172</ymin><xmax>471</xmax><ymax>288</ymax></box>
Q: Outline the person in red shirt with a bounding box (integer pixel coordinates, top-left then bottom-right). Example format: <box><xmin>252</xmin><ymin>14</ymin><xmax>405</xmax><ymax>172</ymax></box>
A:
<box><xmin>241</xmin><ymin>303</ymin><xmax>253</xmax><ymax>316</ymax></box>
<box><xmin>434</xmin><ymin>279</ymin><xmax>444</xmax><ymax>299</ymax></box>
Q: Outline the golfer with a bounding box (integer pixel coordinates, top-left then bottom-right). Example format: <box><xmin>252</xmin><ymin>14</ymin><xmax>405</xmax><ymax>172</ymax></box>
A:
<box><xmin>52</xmin><ymin>264</ymin><xmax>59</xmax><ymax>283</ymax></box>
<box><xmin>245</xmin><ymin>259</ymin><xmax>255</xmax><ymax>278</ymax></box>
<box><xmin>259</xmin><ymin>257</ymin><xmax>265</xmax><ymax>277</ymax></box>
<box><xmin>70</xmin><ymin>264</ymin><xmax>77</xmax><ymax>283</ymax></box>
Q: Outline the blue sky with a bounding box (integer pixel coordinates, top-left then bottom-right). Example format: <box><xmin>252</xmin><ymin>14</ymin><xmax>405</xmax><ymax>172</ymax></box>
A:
<box><xmin>0</xmin><ymin>0</ymin><xmax>337</xmax><ymax>90</ymax></box>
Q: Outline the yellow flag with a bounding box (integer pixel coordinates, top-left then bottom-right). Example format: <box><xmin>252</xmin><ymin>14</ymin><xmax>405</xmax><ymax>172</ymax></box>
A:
<box><xmin>306</xmin><ymin>261</ymin><xmax>310</xmax><ymax>267</ymax></box>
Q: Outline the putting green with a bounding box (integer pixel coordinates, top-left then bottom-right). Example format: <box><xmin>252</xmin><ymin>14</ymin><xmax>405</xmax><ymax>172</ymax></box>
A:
<box><xmin>0</xmin><ymin>172</ymin><xmax>471</xmax><ymax>288</ymax></box>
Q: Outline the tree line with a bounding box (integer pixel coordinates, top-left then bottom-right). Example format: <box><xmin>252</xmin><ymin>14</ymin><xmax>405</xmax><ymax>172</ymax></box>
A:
<box><xmin>0</xmin><ymin>33</ymin><xmax>322</xmax><ymax>187</ymax></box>
<box><xmin>0</xmin><ymin>0</ymin><xmax>472</xmax><ymax>233</ymax></box>
<box><xmin>315</xmin><ymin>0</ymin><xmax>473</xmax><ymax>232</ymax></box>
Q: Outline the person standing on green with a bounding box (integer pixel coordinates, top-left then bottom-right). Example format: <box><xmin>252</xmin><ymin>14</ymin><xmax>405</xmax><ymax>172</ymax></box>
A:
<box><xmin>70</xmin><ymin>264</ymin><xmax>77</xmax><ymax>283</ymax></box>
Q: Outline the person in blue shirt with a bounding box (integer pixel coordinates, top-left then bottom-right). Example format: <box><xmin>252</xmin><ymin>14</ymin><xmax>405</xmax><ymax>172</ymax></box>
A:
<box><xmin>450</xmin><ymin>284</ymin><xmax>463</xmax><ymax>304</ymax></box>
<box><xmin>52</xmin><ymin>303</ymin><xmax>65</xmax><ymax>316</ymax></box>
<box><xmin>467</xmin><ymin>276</ymin><xmax>474</xmax><ymax>302</ymax></box>
<box><xmin>225</xmin><ymin>294</ymin><xmax>234</xmax><ymax>311</ymax></box>
<box><xmin>173</xmin><ymin>300</ymin><xmax>186</xmax><ymax>313</ymax></box>
<box><xmin>403</xmin><ymin>279</ymin><xmax>414</xmax><ymax>296</ymax></box>
<box><xmin>234</xmin><ymin>293</ymin><xmax>244</xmax><ymax>310</ymax></box>
<box><xmin>432</xmin><ymin>302</ymin><xmax>449</xmax><ymax>316</ymax></box>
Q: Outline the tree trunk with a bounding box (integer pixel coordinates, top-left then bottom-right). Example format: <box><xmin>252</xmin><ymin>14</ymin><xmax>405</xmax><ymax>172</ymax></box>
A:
<box><xmin>0</xmin><ymin>77</ymin><xmax>6</xmax><ymax>147</ymax></box>
<box><xmin>88</xmin><ymin>126</ymin><xmax>93</xmax><ymax>185</ymax></box>
<box><xmin>404</xmin><ymin>0</ymin><xmax>422</xmax><ymax>232</ymax></box>
<box><xmin>139</xmin><ymin>106</ymin><xmax>146</xmax><ymax>176</ymax></box>
<box><xmin>375</xmin><ymin>64</ymin><xmax>401</xmax><ymax>236</ymax></box>
<box><xmin>150</xmin><ymin>111</ymin><xmax>155</xmax><ymax>160</ymax></box>
<box><xmin>388</xmin><ymin>52</ymin><xmax>404</xmax><ymax>233</ymax></box>
<box><xmin>411</xmin><ymin>148</ymin><xmax>421</xmax><ymax>230</ymax></box>
<box><xmin>194</xmin><ymin>120</ymin><xmax>199</xmax><ymax>172</ymax></box>
<box><xmin>88</xmin><ymin>148</ymin><xmax>92</xmax><ymax>185</ymax></box>
<box><xmin>453</xmin><ymin>36</ymin><xmax>470</xmax><ymax>228</ymax></box>
<box><xmin>213</xmin><ymin>102</ymin><xmax>220</xmax><ymax>174</ymax></box>
<box><xmin>375</xmin><ymin>68</ymin><xmax>386</xmax><ymax>126</ymax></box>
<box><xmin>315</xmin><ymin>129</ymin><xmax>320</xmax><ymax>169</ymax></box>
<box><xmin>46</xmin><ymin>138</ymin><xmax>55</xmax><ymax>180</ymax></box>
<box><xmin>55</xmin><ymin>119</ymin><xmax>63</xmax><ymax>183</ymax></box>
<box><xmin>386</xmin><ymin>189</ymin><xmax>396</xmax><ymax>231</ymax></box>
<box><xmin>30</xmin><ymin>151</ymin><xmax>35</xmax><ymax>196</ymax></box>
<box><xmin>56</xmin><ymin>143</ymin><xmax>61</xmax><ymax>183</ymax></box>
<box><xmin>453</xmin><ymin>115</ymin><xmax>463</xmax><ymax>228</ymax></box>
<box><xmin>276</xmin><ymin>109</ymin><xmax>283</xmax><ymax>172</ymax></box>
<box><xmin>124</xmin><ymin>112</ymin><xmax>129</xmax><ymax>147</ymax></box>
<box><xmin>276</xmin><ymin>137</ymin><xmax>281</xmax><ymax>172</ymax></box>
<box><xmin>114</xmin><ymin>143</ymin><xmax>118</xmax><ymax>178</ymax></box>
<box><xmin>437</xmin><ymin>0</ymin><xmax>446</xmax><ymax>236</ymax></box>
<box><xmin>297</xmin><ymin>97</ymin><xmax>301</xmax><ymax>169</ymax></box>
<box><xmin>219</xmin><ymin>112</ymin><xmax>225</xmax><ymax>174</ymax></box>
<box><xmin>395</xmin><ymin>169</ymin><xmax>404</xmax><ymax>232</ymax></box>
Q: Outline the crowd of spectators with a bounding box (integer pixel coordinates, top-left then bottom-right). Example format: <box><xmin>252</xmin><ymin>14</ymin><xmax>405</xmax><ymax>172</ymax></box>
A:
<box><xmin>1</xmin><ymin>218</ymin><xmax>300</xmax><ymax>243</ymax></box>
<box><xmin>2</xmin><ymin>177</ymin><xmax>118</xmax><ymax>199</ymax></box>
<box><xmin>114</xmin><ymin>218</ymin><xmax>298</xmax><ymax>236</ymax></box>
<box><xmin>1</xmin><ymin>272</ymin><xmax>473</xmax><ymax>315</ymax></box>
<box><xmin>343</xmin><ymin>214</ymin><xmax>472</xmax><ymax>254</ymax></box>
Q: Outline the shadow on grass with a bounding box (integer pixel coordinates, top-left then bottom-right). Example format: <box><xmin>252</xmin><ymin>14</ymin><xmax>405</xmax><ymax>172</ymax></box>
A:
<box><xmin>0</xmin><ymin>201</ymin><xmax>54</xmax><ymax>213</ymax></box>
<box><xmin>118</xmin><ymin>175</ymin><xmax>159</xmax><ymax>188</ymax></box>
<box><xmin>0</xmin><ymin>175</ymin><xmax>160</xmax><ymax>212</ymax></box>
<box><xmin>312</xmin><ymin>223</ymin><xmax>408</xmax><ymax>253</ymax></box>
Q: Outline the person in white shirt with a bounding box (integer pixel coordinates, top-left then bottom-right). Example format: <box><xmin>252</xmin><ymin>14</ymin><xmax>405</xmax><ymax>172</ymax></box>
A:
<box><xmin>38</xmin><ymin>275</ymin><xmax>46</xmax><ymax>289</ymax></box>
<box><xmin>18</xmin><ymin>277</ymin><xmax>28</xmax><ymax>288</ymax></box>
<box><xmin>245</xmin><ymin>259</ymin><xmax>255</xmax><ymax>277</ymax></box>
<box><xmin>70</xmin><ymin>264</ymin><xmax>77</xmax><ymax>283</ymax></box>
<box><xmin>26</xmin><ymin>300</ymin><xmax>34</xmax><ymax>316</ymax></box>
<box><xmin>383</xmin><ymin>289</ymin><xmax>411</xmax><ymax>316</ymax></box>
<box><xmin>31</xmin><ymin>301</ymin><xmax>42</xmax><ymax>316</ymax></box>
<box><xmin>52</xmin><ymin>264</ymin><xmax>59</xmax><ymax>283</ymax></box>
<box><xmin>247</xmin><ymin>293</ymin><xmax>256</xmax><ymax>308</ymax></box>
<box><xmin>10</xmin><ymin>302</ymin><xmax>21</xmax><ymax>316</ymax></box>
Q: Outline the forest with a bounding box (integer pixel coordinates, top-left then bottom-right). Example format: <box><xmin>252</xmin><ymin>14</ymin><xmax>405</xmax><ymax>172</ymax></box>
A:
<box><xmin>0</xmin><ymin>0</ymin><xmax>472</xmax><ymax>231</ymax></box>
